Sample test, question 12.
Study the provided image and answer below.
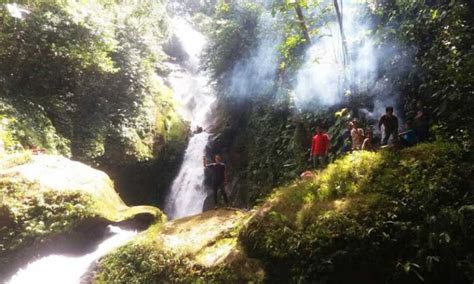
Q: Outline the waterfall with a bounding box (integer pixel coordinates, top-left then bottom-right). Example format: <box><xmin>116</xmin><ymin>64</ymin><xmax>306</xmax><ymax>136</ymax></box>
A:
<box><xmin>164</xmin><ymin>17</ymin><xmax>215</xmax><ymax>220</ymax></box>
<box><xmin>7</xmin><ymin>226</ymin><xmax>136</xmax><ymax>284</ymax></box>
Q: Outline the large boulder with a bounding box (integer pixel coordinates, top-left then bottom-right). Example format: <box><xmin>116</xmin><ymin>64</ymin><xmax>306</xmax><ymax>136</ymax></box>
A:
<box><xmin>0</xmin><ymin>152</ymin><xmax>165</xmax><ymax>278</ymax></box>
<box><xmin>94</xmin><ymin>209</ymin><xmax>265</xmax><ymax>283</ymax></box>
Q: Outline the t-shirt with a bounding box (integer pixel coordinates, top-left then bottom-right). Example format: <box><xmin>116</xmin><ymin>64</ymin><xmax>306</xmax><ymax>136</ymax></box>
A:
<box><xmin>206</xmin><ymin>162</ymin><xmax>226</xmax><ymax>185</ymax></box>
<box><xmin>311</xmin><ymin>133</ymin><xmax>330</xmax><ymax>156</ymax></box>
<box><xmin>379</xmin><ymin>114</ymin><xmax>399</xmax><ymax>133</ymax></box>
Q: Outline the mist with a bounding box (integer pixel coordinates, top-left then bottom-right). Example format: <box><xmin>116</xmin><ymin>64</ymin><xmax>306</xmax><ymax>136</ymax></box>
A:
<box><xmin>293</xmin><ymin>0</ymin><xmax>412</xmax><ymax>122</ymax></box>
<box><xmin>226</xmin><ymin>13</ymin><xmax>282</xmax><ymax>99</ymax></box>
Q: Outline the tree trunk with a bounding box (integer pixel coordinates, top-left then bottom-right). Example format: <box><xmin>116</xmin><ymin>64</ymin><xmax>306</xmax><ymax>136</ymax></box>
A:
<box><xmin>294</xmin><ymin>3</ymin><xmax>311</xmax><ymax>45</ymax></box>
<box><xmin>333</xmin><ymin>0</ymin><xmax>349</xmax><ymax>66</ymax></box>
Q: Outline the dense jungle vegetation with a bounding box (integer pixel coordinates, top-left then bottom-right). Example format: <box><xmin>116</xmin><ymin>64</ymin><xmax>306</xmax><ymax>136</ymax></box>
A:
<box><xmin>0</xmin><ymin>0</ymin><xmax>472</xmax><ymax>283</ymax></box>
<box><xmin>0</xmin><ymin>0</ymin><xmax>189</xmax><ymax>205</ymax></box>
<box><xmin>198</xmin><ymin>0</ymin><xmax>473</xmax><ymax>206</ymax></box>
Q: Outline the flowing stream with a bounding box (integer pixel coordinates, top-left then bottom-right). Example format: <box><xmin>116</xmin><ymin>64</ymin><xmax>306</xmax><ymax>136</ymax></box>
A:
<box><xmin>7</xmin><ymin>226</ymin><xmax>137</xmax><ymax>284</ymax></box>
<box><xmin>164</xmin><ymin>17</ymin><xmax>215</xmax><ymax>220</ymax></box>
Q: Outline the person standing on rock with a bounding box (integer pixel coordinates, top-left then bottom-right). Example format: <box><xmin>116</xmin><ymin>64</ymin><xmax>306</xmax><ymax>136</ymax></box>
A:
<box><xmin>378</xmin><ymin>106</ymin><xmax>399</xmax><ymax>146</ymax></box>
<box><xmin>204</xmin><ymin>154</ymin><xmax>229</xmax><ymax>207</ymax></box>
<box><xmin>309</xmin><ymin>126</ymin><xmax>330</xmax><ymax>169</ymax></box>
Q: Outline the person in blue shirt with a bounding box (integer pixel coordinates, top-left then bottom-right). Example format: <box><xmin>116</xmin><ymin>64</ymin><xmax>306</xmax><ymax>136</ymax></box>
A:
<box><xmin>399</xmin><ymin>121</ymin><xmax>418</xmax><ymax>147</ymax></box>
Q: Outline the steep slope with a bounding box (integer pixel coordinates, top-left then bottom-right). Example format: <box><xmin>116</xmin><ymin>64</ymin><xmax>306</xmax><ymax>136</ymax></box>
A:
<box><xmin>240</xmin><ymin>143</ymin><xmax>473</xmax><ymax>283</ymax></box>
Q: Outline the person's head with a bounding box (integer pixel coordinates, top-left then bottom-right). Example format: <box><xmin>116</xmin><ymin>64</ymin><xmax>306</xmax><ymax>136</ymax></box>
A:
<box><xmin>214</xmin><ymin>154</ymin><xmax>222</xmax><ymax>163</ymax></box>
<box><xmin>352</xmin><ymin>119</ymin><xmax>359</xmax><ymax>128</ymax></box>
<box><xmin>316</xmin><ymin>126</ymin><xmax>323</xmax><ymax>134</ymax></box>
<box><xmin>366</xmin><ymin>130</ymin><xmax>373</xmax><ymax>138</ymax></box>
<box><xmin>386</xmin><ymin>106</ymin><xmax>394</xmax><ymax>116</ymax></box>
<box><xmin>405</xmin><ymin>120</ymin><xmax>413</xmax><ymax>129</ymax></box>
<box><xmin>347</xmin><ymin>122</ymin><xmax>353</xmax><ymax>130</ymax></box>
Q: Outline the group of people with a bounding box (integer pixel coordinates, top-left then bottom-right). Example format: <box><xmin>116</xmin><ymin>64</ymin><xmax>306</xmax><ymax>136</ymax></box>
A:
<box><xmin>310</xmin><ymin>106</ymin><xmax>430</xmax><ymax>169</ymax></box>
<box><xmin>204</xmin><ymin>105</ymin><xmax>430</xmax><ymax>206</ymax></box>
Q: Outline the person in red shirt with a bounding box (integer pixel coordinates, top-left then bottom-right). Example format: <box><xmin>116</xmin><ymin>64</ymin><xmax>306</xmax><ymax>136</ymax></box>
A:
<box><xmin>309</xmin><ymin>126</ymin><xmax>330</xmax><ymax>169</ymax></box>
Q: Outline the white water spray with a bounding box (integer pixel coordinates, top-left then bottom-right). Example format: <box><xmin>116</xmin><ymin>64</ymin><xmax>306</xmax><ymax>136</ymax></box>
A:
<box><xmin>164</xmin><ymin>17</ymin><xmax>216</xmax><ymax>220</ymax></box>
<box><xmin>7</xmin><ymin>226</ymin><xmax>136</xmax><ymax>284</ymax></box>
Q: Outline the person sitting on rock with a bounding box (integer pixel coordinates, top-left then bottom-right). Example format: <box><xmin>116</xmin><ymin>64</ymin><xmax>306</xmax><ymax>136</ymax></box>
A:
<box><xmin>399</xmin><ymin>121</ymin><xmax>418</xmax><ymax>147</ymax></box>
<box><xmin>203</xmin><ymin>154</ymin><xmax>229</xmax><ymax>207</ymax></box>
<box><xmin>362</xmin><ymin>130</ymin><xmax>375</xmax><ymax>151</ymax></box>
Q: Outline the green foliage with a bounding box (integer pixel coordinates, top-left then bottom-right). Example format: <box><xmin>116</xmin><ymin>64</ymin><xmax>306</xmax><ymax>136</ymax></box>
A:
<box><xmin>0</xmin><ymin>2</ymin><xmax>190</xmax><ymax>205</ymax></box>
<box><xmin>271</xmin><ymin>0</ymin><xmax>332</xmax><ymax>70</ymax></box>
<box><xmin>203</xmin><ymin>1</ymin><xmax>262</xmax><ymax>81</ymax></box>
<box><xmin>0</xmin><ymin>98</ymin><xmax>70</xmax><ymax>155</ymax></box>
<box><xmin>0</xmin><ymin>177</ymin><xmax>97</xmax><ymax>258</ymax></box>
<box><xmin>240</xmin><ymin>142</ymin><xmax>473</xmax><ymax>283</ymax></box>
<box><xmin>0</xmin><ymin>1</ymin><xmax>187</xmax><ymax>165</ymax></box>
<box><xmin>373</xmin><ymin>0</ymin><xmax>474</xmax><ymax>145</ymax></box>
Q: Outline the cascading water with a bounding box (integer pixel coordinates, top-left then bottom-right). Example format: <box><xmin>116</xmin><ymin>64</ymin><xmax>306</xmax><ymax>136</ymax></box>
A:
<box><xmin>7</xmin><ymin>226</ymin><xmax>136</xmax><ymax>284</ymax></box>
<box><xmin>164</xmin><ymin>17</ymin><xmax>216</xmax><ymax>220</ymax></box>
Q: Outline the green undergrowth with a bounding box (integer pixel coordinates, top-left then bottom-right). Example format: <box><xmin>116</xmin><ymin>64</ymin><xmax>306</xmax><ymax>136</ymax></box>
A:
<box><xmin>240</xmin><ymin>142</ymin><xmax>473</xmax><ymax>283</ymax></box>
<box><xmin>0</xmin><ymin>99</ymin><xmax>70</xmax><ymax>156</ymax></box>
<box><xmin>0</xmin><ymin>177</ymin><xmax>97</xmax><ymax>260</ymax></box>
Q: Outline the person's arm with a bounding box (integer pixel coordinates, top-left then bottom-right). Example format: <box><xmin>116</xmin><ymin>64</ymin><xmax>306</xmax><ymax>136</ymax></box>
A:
<box><xmin>203</xmin><ymin>156</ymin><xmax>208</xmax><ymax>167</ymax></box>
<box><xmin>378</xmin><ymin>116</ymin><xmax>383</xmax><ymax>131</ymax></box>
<box><xmin>310</xmin><ymin>137</ymin><xmax>314</xmax><ymax>157</ymax></box>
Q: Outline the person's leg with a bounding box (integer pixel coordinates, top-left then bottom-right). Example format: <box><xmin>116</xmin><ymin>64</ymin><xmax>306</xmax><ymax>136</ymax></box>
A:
<box><xmin>213</xmin><ymin>184</ymin><xmax>218</xmax><ymax>207</ymax></box>
<box><xmin>220</xmin><ymin>184</ymin><xmax>229</xmax><ymax>206</ymax></box>
<box><xmin>320</xmin><ymin>155</ymin><xmax>327</xmax><ymax>168</ymax></box>
<box><xmin>312</xmin><ymin>155</ymin><xmax>317</xmax><ymax>169</ymax></box>
<box><xmin>313</xmin><ymin>155</ymin><xmax>325</xmax><ymax>169</ymax></box>
<box><xmin>382</xmin><ymin>131</ymin><xmax>389</xmax><ymax>145</ymax></box>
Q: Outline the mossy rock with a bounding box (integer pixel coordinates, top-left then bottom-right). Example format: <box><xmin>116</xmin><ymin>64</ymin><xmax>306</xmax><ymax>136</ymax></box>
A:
<box><xmin>0</xmin><ymin>153</ymin><xmax>165</xmax><ymax>278</ymax></box>
<box><xmin>240</xmin><ymin>142</ymin><xmax>473</xmax><ymax>283</ymax></box>
<box><xmin>94</xmin><ymin>209</ymin><xmax>265</xmax><ymax>283</ymax></box>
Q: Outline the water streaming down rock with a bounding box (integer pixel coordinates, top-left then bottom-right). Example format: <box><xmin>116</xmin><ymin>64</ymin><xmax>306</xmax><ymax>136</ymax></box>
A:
<box><xmin>7</xmin><ymin>226</ymin><xmax>137</xmax><ymax>284</ymax></box>
<box><xmin>164</xmin><ymin>17</ymin><xmax>216</xmax><ymax>220</ymax></box>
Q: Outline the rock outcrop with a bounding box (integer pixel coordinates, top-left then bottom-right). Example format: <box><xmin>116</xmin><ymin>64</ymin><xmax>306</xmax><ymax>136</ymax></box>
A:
<box><xmin>94</xmin><ymin>209</ymin><xmax>265</xmax><ymax>283</ymax></box>
<box><xmin>0</xmin><ymin>153</ymin><xmax>165</xmax><ymax>279</ymax></box>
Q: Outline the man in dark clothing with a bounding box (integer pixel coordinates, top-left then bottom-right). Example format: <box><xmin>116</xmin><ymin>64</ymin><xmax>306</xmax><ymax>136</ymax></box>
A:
<box><xmin>203</xmin><ymin>155</ymin><xmax>229</xmax><ymax>207</ymax></box>
<box><xmin>378</xmin><ymin>106</ymin><xmax>399</xmax><ymax>145</ymax></box>
<box><xmin>414</xmin><ymin>108</ymin><xmax>430</xmax><ymax>142</ymax></box>
<box><xmin>340</xmin><ymin>122</ymin><xmax>353</xmax><ymax>153</ymax></box>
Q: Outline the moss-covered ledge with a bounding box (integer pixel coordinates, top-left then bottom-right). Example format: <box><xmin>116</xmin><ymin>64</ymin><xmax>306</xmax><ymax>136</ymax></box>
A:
<box><xmin>0</xmin><ymin>153</ymin><xmax>165</xmax><ymax>278</ymax></box>
<box><xmin>239</xmin><ymin>142</ymin><xmax>473</xmax><ymax>283</ymax></box>
<box><xmin>93</xmin><ymin>209</ymin><xmax>265</xmax><ymax>283</ymax></box>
